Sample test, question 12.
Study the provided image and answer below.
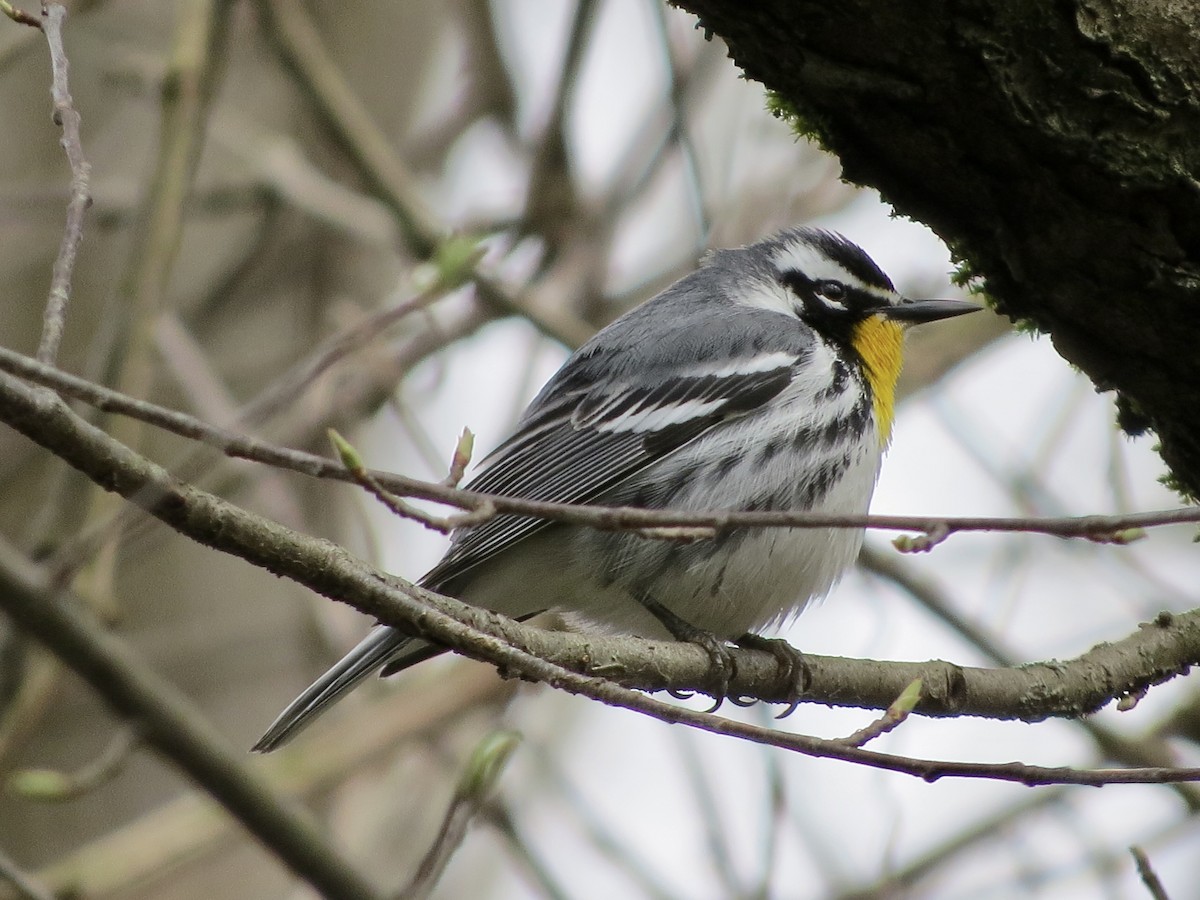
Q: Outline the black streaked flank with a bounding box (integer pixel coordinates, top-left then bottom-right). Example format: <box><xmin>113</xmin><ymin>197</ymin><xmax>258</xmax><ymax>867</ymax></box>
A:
<box><xmin>714</xmin><ymin>454</ymin><xmax>740</xmax><ymax>480</ymax></box>
<box><xmin>791</xmin><ymin>423</ymin><xmax>820</xmax><ymax>452</ymax></box>
<box><xmin>819</xmin><ymin>360</ymin><xmax>851</xmax><ymax>399</ymax></box>
<box><xmin>844</xmin><ymin>398</ymin><xmax>871</xmax><ymax>435</ymax></box>
<box><xmin>757</xmin><ymin>437</ymin><xmax>783</xmax><ymax>464</ymax></box>
<box><xmin>821</xmin><ymin>416</ymin><xmax>844</xmax><ymax>446</ymax></box>
<box><xmin>798</xmin><ymin>451</ymin><xmax>857</xmax><ymax>508</ymax></box>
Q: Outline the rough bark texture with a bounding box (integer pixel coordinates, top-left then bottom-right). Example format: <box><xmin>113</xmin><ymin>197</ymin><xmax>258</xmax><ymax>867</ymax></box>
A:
<box><xmin>674</xmin><ymin>0</ymin><xmax>1200</xmax><ymax>497</ymax></box>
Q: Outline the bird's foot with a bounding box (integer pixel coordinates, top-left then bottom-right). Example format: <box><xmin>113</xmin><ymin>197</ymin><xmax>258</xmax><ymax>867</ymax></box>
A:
<box><xmin>637</xmin><ymin>595</ymin><xmax>735</xmax><ymax>711</ymax></box>
<box><xmin>735</xmin><ymin>633</ymin><xmax>811</xmax><ymax>718</ymax></box>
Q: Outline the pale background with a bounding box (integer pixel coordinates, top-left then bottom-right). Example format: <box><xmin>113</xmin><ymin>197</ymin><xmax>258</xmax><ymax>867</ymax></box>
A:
<box><xmin>0</xmin><ymin>1</ymin><xmax>1197</xmax><ymax>898</ymax></box>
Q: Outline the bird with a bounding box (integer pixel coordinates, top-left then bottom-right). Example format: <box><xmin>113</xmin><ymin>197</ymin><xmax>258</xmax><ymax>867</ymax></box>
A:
<box><xmin>253</xmin><ymin>226</ymin><xmax>979</xmax><ymax>752</ymax></box>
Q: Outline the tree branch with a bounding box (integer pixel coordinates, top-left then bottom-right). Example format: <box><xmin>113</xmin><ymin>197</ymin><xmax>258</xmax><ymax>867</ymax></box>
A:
<box><xmin>35</xmin><ymin>2</ymin><xmax>91</xmax><ymax>367</ymax></box>
<box><xmin>2</xmin><ymin>345</ymin><xmax>1197</xmax><ymax>544</ymax></box>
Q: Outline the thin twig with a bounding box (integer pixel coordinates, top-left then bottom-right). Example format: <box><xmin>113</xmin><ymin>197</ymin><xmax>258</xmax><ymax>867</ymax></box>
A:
<box><xmin>35</xmin><ymin>2</ymin><xmax>92</xmax><ymax>367</ymax></box>
<box><xmin>836</xmin><ymin>678</ymin><xmax>922</xmax><ymax>747</ymax></box>
<box><xmin>860</xmin><ymin>541</ymin><xmax>1200</xmax><ymax>809</ymax></box>
<box><xmin>7</xmin><ymin>727</ymin><xmax>138</xmax><ymax>802</ymax></box>
<box><xmin>0</xmin><ymin>0</ymin><xmax>40</xmax><ymax>28</ymax></box>
<box><xmin>2</xmin><ymin>344</ymin><xmax>1198</xmax><ymax>543</ymax></box>
<box><xmin>331</xmin><ymin>429</ymin><xmax>466</xmax><ymax>535</ymax></box>
<box><xmin>398</xmin><ymin>731</ymin><xmax>520</xmax><ymax>900</ymax></box>
<box><xmin>1130</xmin><ymin>846</ymin><xmax>1171</xmax><ymax>900</ymax></box>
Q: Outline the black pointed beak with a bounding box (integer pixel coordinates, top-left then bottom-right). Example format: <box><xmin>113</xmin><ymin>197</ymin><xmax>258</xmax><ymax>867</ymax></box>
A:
<box><xmin>883</xmin><ymin>297</ymin><xmax>981</xmax><ymax>323</ymax></box>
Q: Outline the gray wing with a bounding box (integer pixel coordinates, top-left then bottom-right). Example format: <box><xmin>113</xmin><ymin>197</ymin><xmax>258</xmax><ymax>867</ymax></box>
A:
<box><xmin>421</xmin><ymin>338</ymin><xmax>806</xmax><ymax>593</ymax></box>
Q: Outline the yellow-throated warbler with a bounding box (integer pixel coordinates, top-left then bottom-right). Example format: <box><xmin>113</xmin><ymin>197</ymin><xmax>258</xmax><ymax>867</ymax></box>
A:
<box><xmin>254</xmin><ymin>226</ymin><xmax>978</xmax><ymax>751</ymax></box>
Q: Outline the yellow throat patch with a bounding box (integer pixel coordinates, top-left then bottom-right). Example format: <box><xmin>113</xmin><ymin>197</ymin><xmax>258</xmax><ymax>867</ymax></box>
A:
<box><xmin>850</xmin><ymin>316</ymin><xmax>905</xmax><ymax>446</ymax></box>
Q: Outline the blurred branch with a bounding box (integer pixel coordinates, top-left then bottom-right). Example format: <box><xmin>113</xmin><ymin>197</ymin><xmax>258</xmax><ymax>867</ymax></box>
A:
<box><xmin>398</xmin><ymin>730</ymin><xmax>520</xmax><ymax>900</ymax></box>
<box><xmin>103</xmin><ymin>0</ymin><xmax>229</xmax><ymax>410</ymax></box>
<box><xmin>77</xmin><ymin>0</ymin><xmax>232</xmax><ymax>612</ymax></box>
<box><xmin>0</xmin><ymin>847</ymin><xmax>52</xmax><ymax>900</ymax></box>
<box><xmin>3</xmin><ymin>372</ymin><xmax>1200</xmax><ymax>786</ymax></box>
<box><xmin>237</xmin><ymin>277</ymin><xmax>462</xmax><ymax>425</ymax></box>
<box><xmin>0</xmin><ymin>536</ymin><xmax>382</xmax><ymax>900</ymax></box>
<box><xmin>44</xmin><ymin>297</ymin><xmax>491</xmax><ymax>584</ymax></box>
<box><xmin>1130</xmin><ymin>846</ymin><xmax>1171</xmax><ymax>900</ymax></box>
<box><xmin>519</xmin><ymin>742</ymin><xmax>679</xmax><ymax>900</ymax></box>
<box><xmin>674</xmin><ymin>727</ymin><xmax>741</xmax><ymax>895</ymax></box>
<box><xmin>837</xmin><ymin>787</ymin><xmax>1071</xmax><ymax>899</ymax></box>
<box><xmin>480</xmin><ymin>801</ymin><xmax>574</xmax><ymax>900</ymax></box>
<box><xmin>215</xmin><ymin>124</ymin><xmax>398</xmax><ymax>247</ymax></box>
<box><xmin>35</xmin><ymin>2</ymin><xmax>91</xmax><ymax>367</ymax></box>
<box><xmin>254</xmin><ymin>0</ymin><xmax>595</xmax><ymax>348</ymax></box>
<box><xmin>402</xmin><ymin>0</ymin><xmax>517</xmax><ymax>166</ymax></box>
<box><xmin>519</xmin><ymin>0</ymin><xmax>593</xmax><ymax>251</ymax></box>
<box><xmin>7</xmin><ymin>727</ymin><xmax>137</xmax><ymax>802</ymax></box>
<box><xmin>34</xmin><ymin>667</ymin><xmax>512</xmax><ymax>898</ymax></box>
<box><xmin>254</xmin><ymin>0</ymin><xmax>437</xmax><ymax>251</ymax></box>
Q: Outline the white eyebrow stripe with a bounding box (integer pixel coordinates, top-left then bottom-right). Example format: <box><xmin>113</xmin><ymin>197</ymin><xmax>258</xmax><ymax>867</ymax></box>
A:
<box><xmin>771</xmin><ymin>241</ymin><xmax>864</xmax><ymax>287</ymax></box>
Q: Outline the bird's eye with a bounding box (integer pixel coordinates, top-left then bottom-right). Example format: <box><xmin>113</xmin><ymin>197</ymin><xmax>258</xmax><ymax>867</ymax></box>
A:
<box><xmin>817</xmin><ymin>280</ymin><xmax>847</xmax><ymax>302</ymax></box>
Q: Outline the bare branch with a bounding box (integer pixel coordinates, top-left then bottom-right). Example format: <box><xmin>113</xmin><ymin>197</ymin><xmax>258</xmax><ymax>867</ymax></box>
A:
<box><xmin>34</xmin><ymin>2</ymin><xmax>91</xmax><ymax>366</ymax></box>
<box><xmin>2</xmin><ymin>344</ymin><xmax>1198</xmax><ymax>544</ymax></box>
<box><xmin>1130</xmin><ymin>846</ymin><xmax>1171</xmax><ymax>900</ymax></box>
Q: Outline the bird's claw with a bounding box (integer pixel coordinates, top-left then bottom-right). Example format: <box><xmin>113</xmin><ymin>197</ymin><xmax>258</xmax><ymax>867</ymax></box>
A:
<box><xmin>736</xmin><ymin>633</ymin><xmax>811</xmax><ymax>717</ymax></box>
<box><xmin>636</xmin><ymin>594</ymin><xmax>736</xmax><ymax>709</ymax></box>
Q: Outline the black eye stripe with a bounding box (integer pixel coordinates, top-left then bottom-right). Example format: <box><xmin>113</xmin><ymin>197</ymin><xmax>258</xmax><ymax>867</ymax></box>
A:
<box><xmin>779</xmin><ymin>270</ymin><xmax>886</xmax><ymax>315</ymax></box>
<box><xmin>842</xmin><ymin>285</ymin><xmax>887</xmax><ymax>311</ymax></box>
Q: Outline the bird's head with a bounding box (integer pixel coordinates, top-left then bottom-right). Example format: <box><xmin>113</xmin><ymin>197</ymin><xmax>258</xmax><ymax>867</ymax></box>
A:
<box><xmin>731</xmin><ymin>226</ymin><xmax>980</xmax><ymax>442</ymax></box>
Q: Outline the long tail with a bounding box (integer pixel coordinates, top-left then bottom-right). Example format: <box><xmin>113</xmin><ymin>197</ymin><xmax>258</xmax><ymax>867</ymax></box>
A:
<box><xmin>253</xmin><ymin>626</ymin><xmax>424</xmax><ymax>752</ymax></box>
